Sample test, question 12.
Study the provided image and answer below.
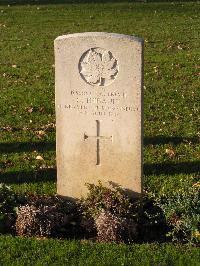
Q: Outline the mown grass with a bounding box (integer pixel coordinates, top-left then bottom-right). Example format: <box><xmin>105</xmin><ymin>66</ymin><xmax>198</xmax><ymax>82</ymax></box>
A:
<box><xmin>0</xmin><ymin>1</ymin><xmax>199</xmax><ymax>264</ymax></box>
<box><xmin>0</xmin><ymin>236</ymin><xmax>200</xmax><ymax>266</ymax></box>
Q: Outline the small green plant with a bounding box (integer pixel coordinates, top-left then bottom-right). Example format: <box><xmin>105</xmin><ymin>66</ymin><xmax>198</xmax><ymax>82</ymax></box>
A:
<box><xmin>0</xmin><ymin>184</ymin><xmax>23</xmax><ymax>233</ymax></box>
<box><xmin>81</xmin><ymin>181</ymin><xmax>139</xmax><ymax>218</ymax></box>
<box><xmin>139</xmin><ymin>193</ymin><xmax>168</xmax><ymax>243</ymax></box>
<box><xmin>151</xmin><ymin>182</ymin><xmax>200</xmax><ymax>244</ymax></box>
<box><xmin>80</xmin><ymin>181</ymin><xmax>139</xmax><ymax>243</ymax></box>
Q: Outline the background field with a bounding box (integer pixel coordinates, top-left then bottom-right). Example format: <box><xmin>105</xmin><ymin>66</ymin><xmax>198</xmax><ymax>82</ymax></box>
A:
<box><xmin>0</xmin><ymin>1</ymin><xmax>199</xmax><ymax>264</ymax></box>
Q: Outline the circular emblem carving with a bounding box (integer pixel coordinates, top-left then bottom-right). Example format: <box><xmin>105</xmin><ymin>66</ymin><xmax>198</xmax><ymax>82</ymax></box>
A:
<box><xmin>79</xmin><ymin>47</ymin><xmax>119</xmax><ymax>86</ymax></box>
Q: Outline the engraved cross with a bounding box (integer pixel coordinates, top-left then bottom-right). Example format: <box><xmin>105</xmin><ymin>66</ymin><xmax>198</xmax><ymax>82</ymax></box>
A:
<box><xmin>84</xmin><ymin>120</ymin><xmax>113</xmax><ymax>165</ymax></box>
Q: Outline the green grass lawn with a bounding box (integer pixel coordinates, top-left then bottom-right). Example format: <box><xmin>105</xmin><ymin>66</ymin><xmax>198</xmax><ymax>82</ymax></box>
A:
<box><xmin>0</xmin><ymin>236</ymin><xmax>199</xmax><ymax>266</ymax></box>
<box><xmin>0</xmin><ymin>1</ymin><xmax>199</xmax><ymax>264</ymax></box>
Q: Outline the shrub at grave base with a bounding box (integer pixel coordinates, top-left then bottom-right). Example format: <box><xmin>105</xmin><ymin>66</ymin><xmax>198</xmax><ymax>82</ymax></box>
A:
<box><xmin>150</xmin><ymin>183</ymin><xmax>200</xmax><ymax>245</ymax></box>
<box><xmin>15</xmin><ymin>196</ymin><xmax>79</xmax><ymax>238</ymax></box>
<box><xmin>95</xmin><ymin>210</ymin><xmax>137</xmax><ymax>243</ymax></box>
<box><xmin>95</xmin><ymin>210</ymin><xmax>123</xmax><ymax>243</ymax></box>
<box><xmin>0</xmin><ymin>182</ymin><xmax>198</xmax><ymax>244</ymax></box>
<box><xmin>15</xmin><ymin>204</ymin><xmax>66</xmax><ymax>237</ymax></box>
<box><xmin>80</xmin><ymin>181</ymin><xmax>139</xmax><ymax>243</ymax></box>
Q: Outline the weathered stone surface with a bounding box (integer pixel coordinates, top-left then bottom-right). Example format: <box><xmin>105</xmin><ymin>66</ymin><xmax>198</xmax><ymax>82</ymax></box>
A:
<box><xmin>55</xmin><ymin>32</ymin><xmax>143</xmax><ymax>199</ymax></box>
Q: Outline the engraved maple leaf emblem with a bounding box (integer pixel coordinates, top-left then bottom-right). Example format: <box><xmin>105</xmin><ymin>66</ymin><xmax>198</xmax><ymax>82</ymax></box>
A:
<box><xmin>80</xmin><ymin>49</ymin><xmax>118</xmax><ymax>86</ymax></box>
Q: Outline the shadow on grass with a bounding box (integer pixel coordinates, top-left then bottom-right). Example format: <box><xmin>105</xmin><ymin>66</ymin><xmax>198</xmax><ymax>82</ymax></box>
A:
<box><xmin>144</xmin><ymin>136</ymin><xmax>199</xmax><ymax>146</ymax></box>
<box><xmin>0</xmin><ymin>135</ymin><xmax>198</xmax><ymax>153</ymax></box>
<box><xmin>1</xmin><ymin>161</ymin><xmax>199</xmax><ymax>186</ymax></box>
<box><xmin>144</xmin><ymin>161</ymin><xmax>200</xmax><ymax>176</ymax></box>
<box><xmin>0</xmin><ymin>0</ymin><xmax>136</xmax><ymax>5</ymax></box>
<box><xmin>0</xmin><ymin>141</ymin><xmax>55</xmax><ymax>153</ymax></box>
<box><xmin>0</xmin><ymin>168</ymin><xmax>56</xmax><ymax>184</ymax></box>
<box><xmin>0</xmin><ymin>0</ymin><xmax>196</xmax><ymax>5</ymax></box>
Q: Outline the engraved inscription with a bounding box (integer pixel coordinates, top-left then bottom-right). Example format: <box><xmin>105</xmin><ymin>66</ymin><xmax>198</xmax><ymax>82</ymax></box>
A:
<box><xmin>84</xmin><ymin>120</ymin><xmax>113</xmax><ymax>165</ymax></box>
<box><xmin>79</xmin><ymin>48</ymin><xmax>118</xmax><ymax>86</ymax></box>
<box><xmin>58</xmin><ymin>88</ymin><xmax>137</xmax><ymax>117</ymax></box>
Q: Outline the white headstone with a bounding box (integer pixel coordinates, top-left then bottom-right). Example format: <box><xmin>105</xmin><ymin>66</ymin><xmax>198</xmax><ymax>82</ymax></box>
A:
<box><xmin>55</xmin><ymin>32</ymin><xmax>143</xmax><ymax>199</ymax></box>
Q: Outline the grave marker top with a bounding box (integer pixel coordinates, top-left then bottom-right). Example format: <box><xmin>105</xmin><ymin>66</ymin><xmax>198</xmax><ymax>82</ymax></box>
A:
<box><xmin>55</xmin><ymin>32</ymin><xmax>143</xmax><ymax>199</ymax></box>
